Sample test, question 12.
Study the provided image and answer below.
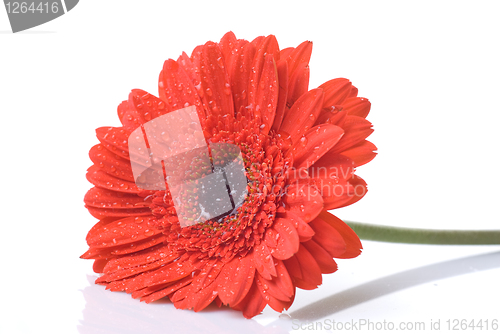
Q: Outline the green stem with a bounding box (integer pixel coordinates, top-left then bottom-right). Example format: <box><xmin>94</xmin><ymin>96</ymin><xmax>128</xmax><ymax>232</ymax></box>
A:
<box><xmin>344</xmin><ymin>221</ymin><xmax>500</xmax><ymax>245</ymax></box>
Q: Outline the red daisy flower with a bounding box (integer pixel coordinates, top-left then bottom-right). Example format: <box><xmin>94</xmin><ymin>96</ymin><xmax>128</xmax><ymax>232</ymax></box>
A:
<box><xmin>81</xmin><ymin>31</ymin><xmax>376</xmax><ymax>318</ymax></box>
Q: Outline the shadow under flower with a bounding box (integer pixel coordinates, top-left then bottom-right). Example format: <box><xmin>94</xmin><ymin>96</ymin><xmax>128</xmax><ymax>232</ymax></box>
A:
<box><xmin>287</xmin><ymin>250</ymin><xmax>500</xmax><ymax>322</ymax></box>
<box><xmin>79</xmin><ymin>250</ymin><xmax>500</xmax><ymax>333</ymax></box>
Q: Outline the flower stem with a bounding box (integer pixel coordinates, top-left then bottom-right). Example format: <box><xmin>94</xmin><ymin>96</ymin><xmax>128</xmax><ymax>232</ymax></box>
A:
<box><xmin>344</xmin><ymin>221</ymin><xmax>500</xmax><ymax>245</ymax></box>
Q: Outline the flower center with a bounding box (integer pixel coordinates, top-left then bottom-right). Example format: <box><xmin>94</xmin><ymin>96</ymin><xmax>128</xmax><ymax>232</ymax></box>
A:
<box><xmin>148</xmin><ymin>128</ymin><xmax>293</xmax><ymax>260</ymax></box>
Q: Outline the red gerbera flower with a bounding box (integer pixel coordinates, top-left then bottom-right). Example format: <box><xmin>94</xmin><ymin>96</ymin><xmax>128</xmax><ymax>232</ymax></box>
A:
<box><xmin>81</xmin><ymin>31</ymin><xmax>376</xmax><ymax>318</ymax></box>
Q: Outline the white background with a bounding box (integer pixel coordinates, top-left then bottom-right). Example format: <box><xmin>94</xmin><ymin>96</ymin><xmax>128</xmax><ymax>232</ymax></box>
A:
<box><xmin>1</xmin><ymin>1</ymin><xmax>499</xmax><ymax>333</ymax></box>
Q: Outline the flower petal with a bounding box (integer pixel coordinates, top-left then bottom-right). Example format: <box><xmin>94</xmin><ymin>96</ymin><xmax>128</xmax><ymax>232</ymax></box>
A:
<box><xmin>89</xmin><ymin>144</ymin><xmax>135</xmax><ymax>182</ymax></box>
<box><xmin>230</xmin><ymin>42</ymin><xmax>256</xmax><ymax>114</ymax></box>
<box><xmin>255</xmin><ymin>259</ymin><xmax>293</xmax><ymax>302</ymax></box>
<box><xmin>250</xmin><ymin>54</ymin><xmax>278</xmax><ymax>134</ymax></box>
<box><xmin>340</xmin><ymin>140</ymin><xmax>377</xmax><ymax>167</ymax></box>
<box><xmin>284</xmin><ymin>245</ymin><xmax>322</xmax><ymax>290</ymax></box>
<box><xmin>139</xmin><ymin>276</ymin><xmax>193</xmax><ymax>303</ymax></box>
<box><xmin>302</xmin><ymin>239</ymin><xmax>338</xmax><ymax>274</ymax></box>
<box><xmin>80</xmin><ymin>234</ymin><xmax>167</xmax><ymax>260</ymax></box>
<box><xmin>103</xmin><ymin>244</ymin><xmax>176</xmax><ymax>274</ymax></box>
<box><xmin>330</xmin><ymin>115</ymin><xmax>374</xmax><ymax>154</ymax></box>
<box><xmin>282</xmin><ymin>182</ymin><xmax>323</xmax><ymax>223</ymax></box>
<box><xmin>86</xmin><ymin>216</ymin><xmax>161</xmax><ymax>249</ymax></box>
<box><xmin>343</xmin><ymin>96</ymin><xmax>371</xmax><ymax>118</ymax></box>
<box><xmin>267</xmin><ymin>217</ymin><xmax>299</xmax><ymax>260</ymax></box>
<box><xmin>284</xmin><ymin>40</ymin><xmax>313</xmax><ymax>79</ymax></box>
<box><xmin>193</xmin><ymin>42</ymin><xmax>234</xmax><ymax>123</ymax></box>
<box><xmin>249</xmin><ymin>35</ymin><xmax>279</xmax><ymax>89</ymax></box>
<box><xmin>145</xmin><ymin>257</ymin><xmax>197</xmax><ymax>287</ymax></box>
<box><xmin>271</xmin><ymin>60</ymin><xmax>288</xmax><ymax>132</ymax></box>
<box><xmin>216</xmin><ymin>255</ymin><xmax>255</xmax><ymax>306</ymax></box>
<box><xmin>319</xmin><ymin>78</ymin><xmax>353</xmax><ymax>107</ymax></box>
<box><xmin>308</xmin><ymin>214</ymin><xmax>346</xmax><ymax>258</ymax></box>
<box><xmin>253</xmin><ymin>242</ymin><xmax>277</xmax><ymax>280</ymax></box>
<box><xmin>232</xmin><ymin>280</ymin><xmax>267</xmax><ymax>319</ymax></box>
<box><xmin>316</xmin><ymin>211</ymin><xmax>362</xmax><ymax>258</ymax></box>
<box><xmin>85</xmin><ymin>206</ymin><xmax>152</xmax><ymax>220</ymax></box>
<box><xmin>158</xmin><ymin>58</ymin><xmax>205</xmax><ymax>123</ymax></box>
<box><xmin>292</xmin><ymin>123</ymin><xmax>344</xmax><ymax>169</ymax></box>
<box><xmin>86</xmin><ymin>165</ymin><xmax>140</xmax><ymax>194</ymax></box>
<box><xmin>128</xmin><ymin>89</ymin><xmax>169</xmax><ymax>124</ymax></box>
<box><xmin>218</xmin><ymin>31</ymin><xmax>238</xmax><ymax>66</ymax></box>
<box><xmin>96</xmin><ymin>126</ymin><xmax>130</xmax><ymax>160</ymax></box>
<box><xmin>279</xmin><ymin>88</ymin><xmax>324</xmax><ymax>144</ymax></box>
<box><xmin>287</xmin><ymin>64</ymin><xmax>310</xmax><ymax>106</ymax></box>
<box><xmin>84</xmin><ymin>187</ymin><xmax>148</xmax><ymax>209</ymax></box>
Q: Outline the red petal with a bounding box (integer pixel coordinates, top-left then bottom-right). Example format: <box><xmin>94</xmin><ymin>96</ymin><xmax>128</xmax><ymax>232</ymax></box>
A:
<box><xmin>84</xmin><ymin>187</ymin><xmax>148</xmax><ymax>210</ymax></box>
<box><xmin>309</xmin><ymin>151</ymin><xmax>355</xmax><ymax>180</ymax></box>
<box><xmin>302</xmin><ymin>239</ymin><xmax>338</xmax><ymax>274</ymax></box>
<box><xmin>173</xmin><ymin>280</ymin><xmax>219</xmax><ymax>312</ymax></box>
<box><xmin>85</xmin><ymin>206</ymin><xmax>152</xmax><ymax>220</ymax></box>
<box><xmin>89</xmin><ymin>144</ymin><xmax>134</xmax><ymax>182</ymax></box>
<box><xmin>145</xmin><ymin>257</ymin><xmax>196</xmax><ymax>287</ymax></box>
<box><xmin>342</xmin><ymin>96</ymin><xmax>371</xmax><ymax>118</ymax></box>
<box><xmin>219</xmin><ymin>31</ymin><xmax>238</xmax><ymax>66</ymax></box>
<box><xmin>177</xmin><ymin>52</ymin><xmax>200</xmax><ymax>87</ymax></box>
<box><xmin>103</xmin><ymin>244</ymin><xmax>175</xmax><ymax>274</ymax></box>
<box><xmin>341</xmin><ymin>140</ymin><xmax>377</xmax><ymax>167</ymax></box>
<box><xmin>279</xmin><ymin>47</ymin><xmax>294</xmax><ymax>60</ymax></box>
<box><xmin>308</xmin><ymin>214</ymin><xmax>346</xmax><ymax>258</ymax></box>
<box><xmin>253</xmin><ymin>242</ymin><xmax>277</xmax><ymax>280</ymax></box>
<box><xmin>255</xmin><ymin>259</ymin><xmax>294</xmax><ymax>302</ymax></box>
<box><xmin>86</xmin><ymin>216</ymin><xmax>161</xmax><ymax>249</ymax></box>
<box><xmin>158</xmin><ymin>59</ymin><xmax>205</xmax><ymax>123</ymax></box>
<box><xmin>189</xmin><ymin>258</ymin><xmax>223</xmax><ymax>295</ymax></box>
<box><xmin>232</xmin><ymin>280</ymin><xmax>266</xmax><ymax>319</ymax></box>
<box><xmin>330</xmin><ymin>116</ymin><xmax>374</xmax><ymax>154</ymax></box>
<box><xmin>292</xmin><ymin>123</ymin><xmax>344</xmax><ymax>169</ymax></box>
<box><xmin>86</xmin><ymin>165</ymin><xmax>140</xmax><ymax>194</ymax></box>
<box><xmin>317</xmin><ymin>211</ymin><xmax>362</xmax><ymax>258</ymax></box>
<box><xmin>128</xmin><ymin>89</ymin><xmax>168</xmax><ymax>123</ymax></box>
<box><xmin>284</xmin><ymin>245</ymin><xmax>322</xmax><ymax>290</ymax></box>
<box><xmin>285</xmin><ymin>40</ymin><xmax>313</xmax><ymax>78</ymax></box>
<box><xmin>230</xmin><ymin>42</ymin><xmax>256</xmax><ymax>114</ymax></box>
<box><xmin>92</xmin><ymin>259</ymin><xmax>108</xmax><ymax>273</ymax></box>
<box><xmin>279</xmin><ymin>88</ymin><xmax>324</xmax><ymax>144</ymax></box>
<box><xmin>250</xmin><ymin>35</ymin><xmax>279</xmax><ymax>86</ymax></box>
<box><xmin>216</xmin><ymin>255</ymin><xmax>255</xmax><ymax>306</ymax></box>
<box><xmin>96</xmin><ymin>127</ymin><xmax>130</xmax><ymax>159</ymax></box>
<box><xmin>319</xmin><ymin>78</ymin><xmax>352</xmax><ymax>107</ymax></box>
<box><xmin>271</xmin><ymin>60</ymin><xmax>288</xmax><ymax>132</ymax></box>
<box><xmin>140</xmin><ymin>276</ymin><xmax>193</xmax><ymax>303</ymax></box>
<box><xmin>282</xmin><ymin>182</ymin><xmax>324</xmax><ymax>223</ymax></box>
<box><xmin>193</xmin><ymin>42</ymin><xmax>234</xmax><ymax>123</ymax></box>
<box><xmin>287</xmin><ymin>64</ymin><xmax>309</xmax><ymax>106</ymax></box>
<box><xmin>310</xmin><ymin>177</ymin><xmax>357</xmax><ymax>210</ymax></box>
<box><xmin>80</xmin><ymin>234</ymin><xmax>166</xmax><ymax>259</ymax></box>
<box><xmin>250</xmin><ymin>54</ymin><xmax>278</xmax><ymax>134</ymax></box>
<box><xmin>332</xmin><ymin>174</ymin><xmax>368</xmax><ymax>209</ymax></box>
<box><xmin>267</xmin><ymin>217</ymin><xmax>299</xmax><ymax>260</ymax></box>
<box><xmin>118</xmin><ymin>99</ymin><xmax>145</xmax><ymax>131</ymax></box>
<box><xmin>96</xmin><ymin>251</ymin><xmax>176</xmax><ymax>284</ymax></box>
<box><xmin>349</xmin><ymin>85</ymin><xmax>358</xmax><ymax>98</ymax></box>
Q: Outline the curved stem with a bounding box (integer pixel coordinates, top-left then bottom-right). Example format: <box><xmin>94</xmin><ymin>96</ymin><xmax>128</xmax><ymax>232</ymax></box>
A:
<box><xmin>344</xmin><ymin>221</ymin><xmax>500</xmax><ymax>245</ymax></box>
